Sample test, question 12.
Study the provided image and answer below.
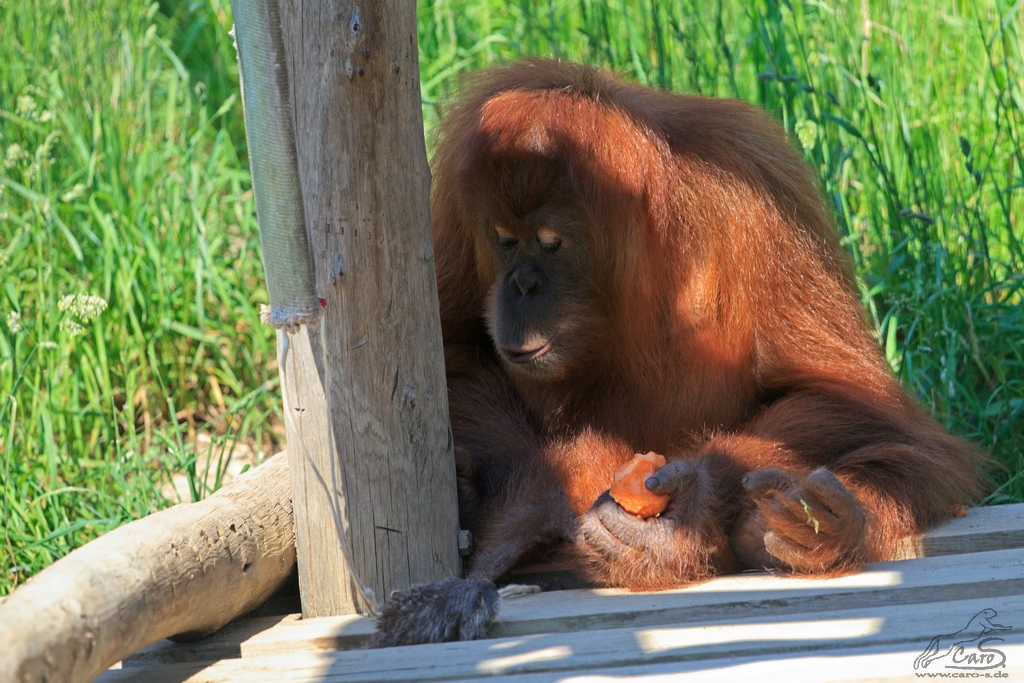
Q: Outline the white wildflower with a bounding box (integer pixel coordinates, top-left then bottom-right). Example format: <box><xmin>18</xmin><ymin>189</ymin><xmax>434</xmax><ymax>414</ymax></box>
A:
<box><xmin>6</xmin><ymin>311</ymin><xmax>21</xmax><ymax>334</ymax></box>
<box><xmin>3</xmin><ymin>144</ymin><xmax>26</xmax><ymax>169</ymax></box>
<box><xmin>58</xmin><ymin>293</ymin><xmax>107</xmax><ymax>323</ymax></box>
<box><xmin>16</xmin><ymin>95</ymin><xmax>37</xmax><ymax>119</ymax></box>
<box><xmin>59</xmin><ymin>319</ymin><xmax>85</xmax><ymax>337</ymax></box>
<box><xmin>39</xmin><ymin>130</ymin><xmax>60</xmax><ymax>160</ymax></box>
<box><xmin>795</xmin><ymin>119</ymin><xmax>818</xmax><ymax>151</ymax></box>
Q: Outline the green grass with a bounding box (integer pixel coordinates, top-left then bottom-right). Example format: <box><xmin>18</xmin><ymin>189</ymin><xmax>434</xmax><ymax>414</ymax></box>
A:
<box><xmin>1</xmin><ymin>0</ymin><xmax>1021</xmax><ymax>595</ymax></box>
<box><xmin>423</xmin><ymin>0</ymin><xmax>1024</xmax><ymax>500</ymax></box>
<box><xmin>0</xmin><ymin>0</ymin><xmax>279</xmax><ymax>593</ymax></box>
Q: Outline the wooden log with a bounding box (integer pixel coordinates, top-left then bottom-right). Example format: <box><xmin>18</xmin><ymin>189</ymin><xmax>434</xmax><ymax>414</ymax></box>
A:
<box><xmin>0</xmin><ymin>452</ymin><xmax>295</xmax><ymax>683</ymax></box>
<box><xmin>275</xmin><ymin>0</ymin><xmax>460</xmax><ymax>617</ymax></box>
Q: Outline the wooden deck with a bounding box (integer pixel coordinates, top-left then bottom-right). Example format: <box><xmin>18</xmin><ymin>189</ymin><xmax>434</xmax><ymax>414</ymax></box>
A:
<box><xmin>98</xmin><ymin>503</ymin><xmax>1024</xmax><ymax>682</ymax></box>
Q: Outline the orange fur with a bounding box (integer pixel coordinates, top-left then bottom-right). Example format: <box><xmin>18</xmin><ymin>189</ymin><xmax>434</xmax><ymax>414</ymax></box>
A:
<box><xmin>435</xmin><ymin>59</ymin><xmax>986</xmax><ymax>590</ymax></box>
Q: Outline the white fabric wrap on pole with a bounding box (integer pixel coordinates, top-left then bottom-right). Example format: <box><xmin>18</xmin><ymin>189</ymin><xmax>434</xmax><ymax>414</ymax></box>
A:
<box><xmin>232</xmin><ymin>0</ymin><xmax>321</xmax><ymax>330</ymax></box>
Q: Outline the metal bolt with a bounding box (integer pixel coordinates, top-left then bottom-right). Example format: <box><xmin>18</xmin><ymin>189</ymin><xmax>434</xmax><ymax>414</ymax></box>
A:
<box><xmin>458</xmin><ymin>529</ymin><xmax>473</xmax><ymax>557</ymax></box>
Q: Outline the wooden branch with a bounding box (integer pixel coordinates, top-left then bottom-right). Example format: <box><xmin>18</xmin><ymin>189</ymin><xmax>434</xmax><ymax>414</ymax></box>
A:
<box><xmin>0</xmin><ymin>452</ymin><xmax>295</xmax><ymax>683</ymax></box>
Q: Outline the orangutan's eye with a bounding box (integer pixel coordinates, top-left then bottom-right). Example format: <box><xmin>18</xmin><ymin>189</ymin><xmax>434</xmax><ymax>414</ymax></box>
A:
<box><xmin>495</xmin><ymin>225</ymin><xmax>518</xmax><ymax>249</ymax></box>
<box><xmin>537</xmin><ymin>227</ymin><xmax>563</xmax><ymax>253</ymax></box>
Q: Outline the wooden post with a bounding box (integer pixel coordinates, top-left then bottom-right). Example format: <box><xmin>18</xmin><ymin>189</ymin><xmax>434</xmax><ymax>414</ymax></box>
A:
<box><xmin>276</xmin><ymin>0</ymin><xmax>461</xmax><ymax>617</ymax></box>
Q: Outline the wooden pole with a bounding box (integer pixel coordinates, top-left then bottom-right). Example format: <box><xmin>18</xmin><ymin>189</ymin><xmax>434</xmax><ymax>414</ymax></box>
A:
<box><xmin>276</xmin><ymin>0</ymin><xmax>461</xmax><ymax>617</ymax></box>
<box><xmin>0</xmin><ymin>452</ymin><xmax>295</xmax><ymax>683</ymax></box>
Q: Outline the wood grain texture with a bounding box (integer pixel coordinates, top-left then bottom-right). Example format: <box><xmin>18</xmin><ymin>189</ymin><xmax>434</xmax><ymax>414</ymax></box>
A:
<box><xmin>0</xmin><ymin>452</ymin><xmax>295</xmax><ymax>683</ymax></box>
<box><xmin>275</xmin><ymin>0</ymin><xmax>460</xmax><ymax>618</ymax></box>
<box><xmin>206</xmin><ymin>545</ymin><xmax>1024</xmax><ymax>657</ymax></box>
<box><xmin>119</xmin><ymin>615</ymin><xmax>300</xmax><ymax>671</ymax></box>
<box><xmin>97</xmin><ymin>593</ymin><xmax>1024</xmax><ymax>681</ymax></box>
<box><xmin>893</xmin><ymin>501</ymin><xmax>1024</xmax><ymax>558</ymax></box>
<box><xmin>96</xmin><ymin>501</ymin><xmax>1024</xmax><ymax>675</ymax></box>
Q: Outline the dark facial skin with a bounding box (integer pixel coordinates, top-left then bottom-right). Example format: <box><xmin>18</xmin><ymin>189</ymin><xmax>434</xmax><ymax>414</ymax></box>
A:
<box><xmin>483</xmin><ymin>209</ymin><xmax>602</xmax><ymax>380</ymax></box>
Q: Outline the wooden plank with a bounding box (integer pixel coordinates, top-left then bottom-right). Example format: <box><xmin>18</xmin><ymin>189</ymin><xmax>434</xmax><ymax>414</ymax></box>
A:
<box><xmin>109</xmin><ymin>503</ymin><xmax>1024</xmax><ymax>672</ymax></box>
<box><xmin>117</xmin><ymin>616</ymin><xmax>299</xmax><ymax>670</ymax></box>
<box><xmin>233</xmin><ymin>546</ymin><xmax>1024</xmax><ymax>656</ymax></box>
<box><xmin>109</xmin><ymin>577</ymin><xmax>301</xmax><ymax>670</ymax></box>
<box><xmin>0</xmin><ymin>452</ymin><xmax>295</xmax><ymax>683</ymax></box>
<box><xmin>893</xmin><ymin>502</ymin><xmax>1024</xmax><ymax>558</ymax></box>
<box><xmin>493</xmin><ymin>546</ymin><xmax>1024</xmax><ymax>638</ymax></box>
<box><xmin>96</xmin><ymin>593</ymin><xmax>1024</xmax><ymax>682</ymax></box>
<box><xmin>467</xmin><ymin>642</ymin><xmax>1024</xmax><ymax>683</ymax></box>
<box><xmin>239</xmin><ymin>613</ymin><xmax>375</xmax><ymax>657</ymax></box>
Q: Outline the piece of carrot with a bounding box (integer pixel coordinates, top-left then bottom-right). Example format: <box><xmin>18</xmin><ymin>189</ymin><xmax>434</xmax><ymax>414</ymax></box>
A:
<box><xmin>609</xmin><ymin>452</ymin><xmax>670</xmax><ymax>518</ymax></box>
